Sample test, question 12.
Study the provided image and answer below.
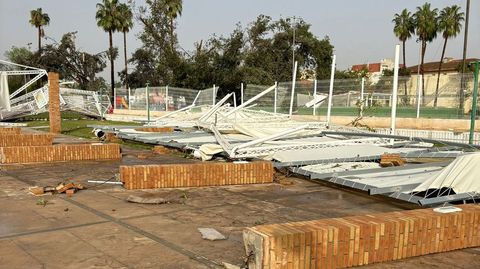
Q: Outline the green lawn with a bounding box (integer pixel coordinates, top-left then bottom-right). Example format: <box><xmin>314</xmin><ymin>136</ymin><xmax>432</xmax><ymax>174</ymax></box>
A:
<box><xmin>20</xmin><ymin>112</ymin><xmax>146</xmax><ymax>148</ymax></box>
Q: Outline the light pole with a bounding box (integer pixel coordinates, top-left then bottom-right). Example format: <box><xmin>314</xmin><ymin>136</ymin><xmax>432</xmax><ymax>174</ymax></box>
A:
<box><xmin>292</xmin><ymin>16</ymin><xmax>296</xmax><ymax>72</ymax></box>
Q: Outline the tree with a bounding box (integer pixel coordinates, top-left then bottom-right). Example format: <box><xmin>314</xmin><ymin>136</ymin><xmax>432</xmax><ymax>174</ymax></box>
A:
<box><xmin>164</xmin><ymin>0</ymin><xmax>183</xmax><ymax>50</ymax></box>
<box><xmin>38</xmin><ymin>32</ymin><xmax>107</xmax><ymax>91</ymax></box>
<box><xmin>434</xmin><ymin>5</ymin><xmax>464</xmax><ymax>107</ymax></box>
<box><xmin>96</xmin><ymin>0</ymin><xmax>122</xmax><ymax>103</ymax></box>
<box><xmin>414</xmin><ymin>3</ymin><xmax>438</xmax><ymax>99</ymax></box>
<box><xmin>393</xmin><ymin>9</ymin><xmax>415</xmax><ymax>96</ymax></box>
<box><xmin>29</xmin><ymin>8</ymin><xmax>50</xmax><ymax>52</ymax></box>
<box><xmin>117</xmin><ymin>3</ymin><xmax>134</xmax><ymax>88</ymax></box>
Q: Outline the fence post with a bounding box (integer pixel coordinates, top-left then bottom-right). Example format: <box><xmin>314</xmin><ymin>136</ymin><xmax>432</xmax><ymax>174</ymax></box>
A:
<box><xmin>360</xmin><ymin>77</ymin><xmax>365</xmax><ymax>116</ymax></box>
<box><xmin>313</xmin><ymin>79</ymin><xmax>317</xmax><ymax>116</ymax></box>
<box><xmin>289</xmin><ymin>61</ymin><xmax>298</xmax><ymax>116</ymax></box>
<box><xmin>213</xmin><ymin>84</ymin><xmax>216</xmax><ymax>105</ymax></box>
<box><xmin>416</xmin><ymin>74</ymin><xmax>422</xmax><ymax>118</ymax></box>
<box><xmin>128</xmin><ymin>87</ymin><xmax>131</xmax><ymax>110</ymax></box>
<box><xmin>113</xmin><ymin>88</ymin><xmax>117</xmax><ymax>110</ymax></box>
<box><xmin>274</xmin><ymin>81</ymin><xmax>278</xmax><ymax>114</ymax></box>
<box><xmin>390</xmin><ymin>44</ymin><xmax>400</xmax><ymax>144</ymax></box>
<box><xmin>240</xmin><ymin>83</ymin><xmax>244</xmax><ymax>104</ymax></box>
<box><xmin>233</xmin><ymin>92</ymin><xmax>237</xmax><ymax>107</ymax></box>
<box><xmin>469</xmin><ymin>61</ymin><xmax>479</xmax><ymax>145</ymax></box>
<box><xmin>326</xmin><ymin>55</ymin><xmax>336</xmax><ymax>127</ymax></box>
<box><xmin>146</xmin><ymin>83</ymin><xmax>150</xmax><ymax>122</ymax></box>
<box><xmin>165</xmin><ymin>85</ymin><xmax>169</xmax><ymax>111</ymax></box>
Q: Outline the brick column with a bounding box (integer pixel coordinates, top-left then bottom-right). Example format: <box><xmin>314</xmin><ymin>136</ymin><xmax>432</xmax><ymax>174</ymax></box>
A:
<box><xmin>48</xmin><ymin>72</ymin><xmax>61</xmax><ymax>134</ymax></box>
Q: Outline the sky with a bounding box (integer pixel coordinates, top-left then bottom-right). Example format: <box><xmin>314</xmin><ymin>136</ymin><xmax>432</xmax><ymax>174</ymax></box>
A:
<box><xmin>0</xmin><ymin>0</ymin><xmax>479</xmax><ymax>79</ymax></box>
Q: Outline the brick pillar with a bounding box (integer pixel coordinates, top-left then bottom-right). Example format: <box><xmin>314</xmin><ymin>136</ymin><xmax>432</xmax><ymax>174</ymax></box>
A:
<box><xmin>48</xmin><ymin>72</ymin><xmax>61</xmax><ymax>134</ymax></box>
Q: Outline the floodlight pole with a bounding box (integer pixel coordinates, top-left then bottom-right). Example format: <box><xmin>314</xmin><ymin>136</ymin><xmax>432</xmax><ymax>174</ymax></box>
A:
<box><xmin>326</xmin><ymin>54</ymin><xmax>336</xmax><ymax>127</ymax></box>
<box><xmin>289</xmin><ymin>61</ymin><xmax>298</xmax><ymax>116</ymax></box>
<box><xmin>468</xmin><ymin>61</ymin><xmax>479</xmax><ymax>145</ymax></box>
<box><xmin>390</xmin><ymin>44</ymin><xmax>400</xmax><ymax>144</ymax></box>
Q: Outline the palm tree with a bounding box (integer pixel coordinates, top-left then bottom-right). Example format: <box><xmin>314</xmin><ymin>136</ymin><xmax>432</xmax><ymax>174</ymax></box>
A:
<box><xmin>414</xmin><ymin>3</ymin><xmax>438</xmax><ymax>99</ymax></box>
<box><xmin>164</xmin><ymin>0</ymin><xmax>183</xmax><ymax>50</ymax></box>
<box><xmin>118</xmin><ymin>3</ymin><xmax>134</xmax><ymax>88</ymax></box>
<box><xmin>434</xmin><ymin>5</ymin><xmax>464</xmax><ymax>107</ymax></box>
<box><xmin>29</xmin><ymin>8</ymin><xmax>50</xmax><ymax>52</ymax></box>
<box><xmin>96</xmin><ymin>0</ymin><xmax>122</xmax><ymax>103</ymax></box>
<box><xmin>393</xmin><ymin>9</ymin><xmax>415</xmax><ymax>96</ymax></box>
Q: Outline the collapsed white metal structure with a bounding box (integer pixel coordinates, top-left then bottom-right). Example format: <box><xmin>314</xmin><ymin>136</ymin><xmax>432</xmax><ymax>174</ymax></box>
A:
<box><xmin>0</xmin><ymin>60</ymin><xmax>111</xmax><ymax>120</ymax></box>
<box><xmin>91</xmin><ymin>46</ymin><xmax>480</xmax><ymax>207</ymax></box>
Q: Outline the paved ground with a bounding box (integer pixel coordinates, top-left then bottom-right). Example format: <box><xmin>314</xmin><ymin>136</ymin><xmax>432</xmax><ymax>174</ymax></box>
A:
<box><xmin>0</xmin><ymin>133</ymin><xmax>479</xmax><ymax>269</ymax></box>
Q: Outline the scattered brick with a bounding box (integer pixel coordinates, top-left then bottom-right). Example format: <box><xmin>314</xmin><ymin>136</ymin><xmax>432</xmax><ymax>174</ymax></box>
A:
<box><xmin>152</xmin><ymin>145</ymin><xmax>171</xmax><ymax>154</ymax></box>
<box><xmin>66</xmin><ymin>189</ymin><xmax>76</xmax><ymax>197</ymax></box>
<box><xmin>380</xmin><ymin>153</ymin><xmax>405</xmax><ymax>167</ymax></box>
<box><xmin>120</xmin><ymin>161</ymin><xmax>273</xmax><ymax>189</ymax></box>
<box><xmin>243</xmin><ymin>204</ymin><xmax>480</xmax><ymax>269</ymax></box>
<box><xmin>135</xmin><ymin>127</ymin><xmax>174</xmax><ymax>133</ymax></box>
<box><xmin>0</xmin><ymin>143</ymin><xmax>121</xmax><ymax>164</ymax></box>
<box><xmin>104</xmin><ymin>132</ymin><xmax>122</xmax><ymax>143</ymax></box>
<box><xmin>0</xmin><ymin>133</ymin><xmax>55</xmax><ymax>147</ymax></box>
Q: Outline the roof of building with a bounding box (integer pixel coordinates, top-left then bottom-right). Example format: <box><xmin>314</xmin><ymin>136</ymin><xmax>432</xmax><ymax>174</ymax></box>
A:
<box><xmin>351</xmin><ymin>63</ymin><xmax>405</xmax><ymax>73</ymax></box>
<box><xmin>351</xmin><ymin>63</ymin><xmax>381</xmax><ymax>73</ymax></box>
<box><xmin>408</xmin><ymin>58</ymin><xmax>480</xmax><ymax>73</ymax></box>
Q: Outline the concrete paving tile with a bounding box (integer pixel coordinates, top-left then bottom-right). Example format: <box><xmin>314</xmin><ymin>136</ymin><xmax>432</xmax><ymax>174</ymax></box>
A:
<box><xmin>125</xmin><ymin>215</ymin><xmax>245</xmax><ymax>266</ymax></box>
<box><xmin>0</xmin><ymin>239</ymin><xmax>44</xmax><ymax>269</ymax></box>
<box><xmin>12</xmin><ymin>230</ymin><xmax>128</xmax><ymax>269</ymax></box>
<box><xmin>68</xmin><ymin>222</ymin><xmax>209</xmax><ymax>269</ymax></box>
<box><xmin>69</xmin><ymin>190</ymin><xmax>158</xmax><ymax>219</ymax></box>
<box><xmin>0</xmin><ymin>196</ymin><xmax>103</xmax><ymax>237</ymax></box>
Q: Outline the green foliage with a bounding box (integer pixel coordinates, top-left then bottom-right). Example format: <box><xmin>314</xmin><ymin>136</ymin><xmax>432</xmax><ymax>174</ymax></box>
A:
<box><xmin>392</xmin><ymin>9</ymin><xmax>415</xmax><ymax>43</ymax></box>
<box><xmin>38</xmin><ymin>32</ymin><xmax>107</xmax><ymax>90</ymax></box>
<box><xmin>414</xmin><ymin>3</ymin><xmax>439</xmax><ymax>43</ymax></box>
<box><xmin>4</xmin><ymin>46</ymin><xmax>34</xmax><ymax>66</ymax></box>
<box><xmin>29</xmin><ymin>8</ymin><xmax>50</xmax><ymax>51</ymax></box>
<box><xmin>128</xmin><ymin>10</ymin><xmax>334</xmax><ymax>98</ymax></box>
<box><xmin>438</xmin><ymin>5</ymin><xmax>464</xmax><ymax>40</ymax></box>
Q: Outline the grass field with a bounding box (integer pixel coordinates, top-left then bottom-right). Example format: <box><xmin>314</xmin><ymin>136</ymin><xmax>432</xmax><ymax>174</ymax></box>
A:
<box><xmin>19</xmin><ymin>112</ymin><xmax>147</xmax><ymax>148</ymax></box>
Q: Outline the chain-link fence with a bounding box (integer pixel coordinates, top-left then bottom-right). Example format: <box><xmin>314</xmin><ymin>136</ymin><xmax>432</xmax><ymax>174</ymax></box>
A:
<box><xmin>114</xmin><ymin>86</ymin><xmax>215</xmax><ymax>112</ymax></box>
<box><xmin>243</xmin><ymin>72</ymin><xmax>478</xmax><ymax>119</ymax></box>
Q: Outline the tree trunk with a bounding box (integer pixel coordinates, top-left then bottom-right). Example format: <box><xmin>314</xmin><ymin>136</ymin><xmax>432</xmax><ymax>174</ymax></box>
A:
<box><xmin>123</xmin><ymin>31</ymin><xmax>128</xmax><ymax>89</ymax></box>
<box><xmin>421</xmin><ymin>41</ymin><xmax>426</xmax><ymax>105</ymax></box>
<box><xmin>434</xmin><ymin>38</ymin><xmax>448</xmax><ymax>108</ymax></box>
<box><xmin>38</xmin><ymin>27</ymin><xmax>42</xmax><ymax>52</ymax></box>
<box><xmin>109</xmin><ymin>30</ymin><xmax>115</xmax><ymax>106</ymax></box>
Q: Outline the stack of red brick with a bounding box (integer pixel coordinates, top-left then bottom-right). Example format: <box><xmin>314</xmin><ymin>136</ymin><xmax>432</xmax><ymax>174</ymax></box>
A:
<box><xmin>120</xmin><ymin>161</ymin><xmax>273</xmax><ymax>189</ymax></box>
<box><xmin>243</xmin><ymin>204</ymin><xmax>480</xmax><ymax>269</ymax></box>
<box><xmin>0</xmin><ymin>144</ymin><xmax>121</xmax><ymax>164</ymax></box>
